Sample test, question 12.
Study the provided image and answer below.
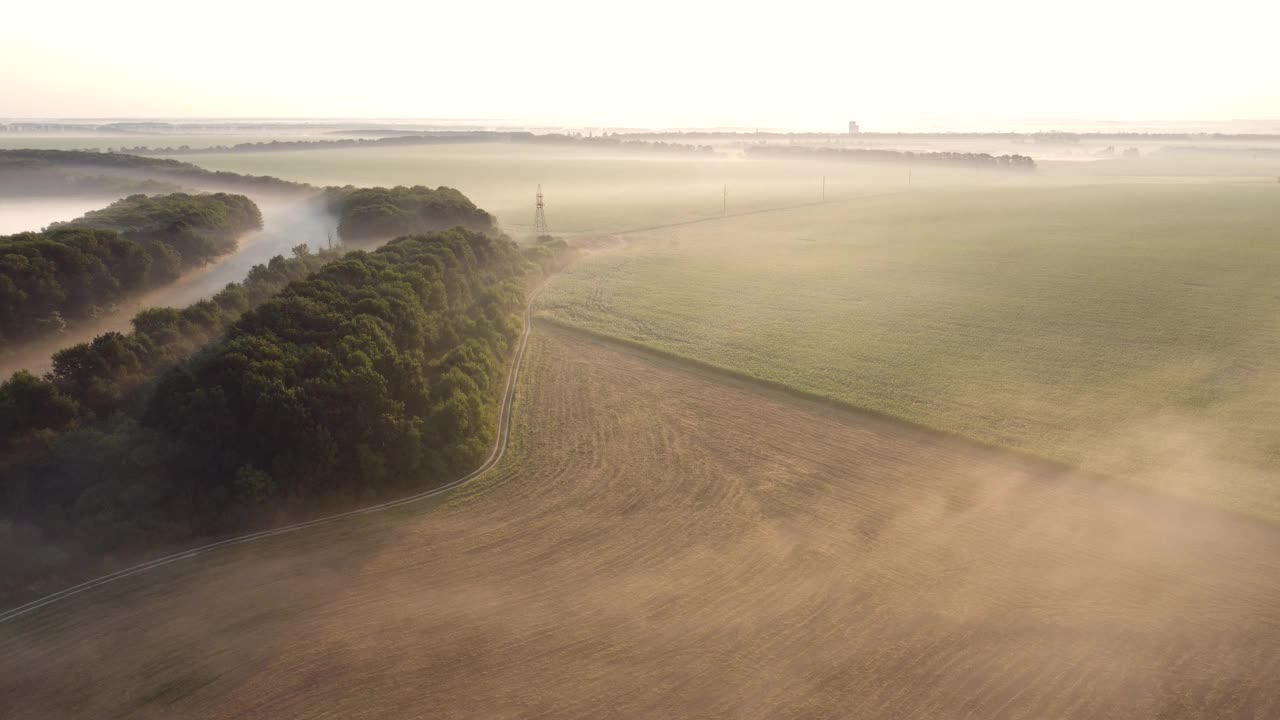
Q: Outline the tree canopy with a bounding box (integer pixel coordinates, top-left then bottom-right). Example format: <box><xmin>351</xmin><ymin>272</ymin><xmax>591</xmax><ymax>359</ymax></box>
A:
<box><xmin>0</xmin><ymin>193</ymin><xmax>262</xmax><ymax>351</ymax></box>
<box><xmin>328</xmin><ymin>185</ymin><xmax>495</xmax><ymax>243</ymax></box>
<box><xmin>0</xmin><ymin>243</ymin><xmax>334</xmax><ymax>450</ymax></box>
<box><xmin>0</xmin><ymin>226</ymin><xmax>566</xmax><ymax>603</ymax></box>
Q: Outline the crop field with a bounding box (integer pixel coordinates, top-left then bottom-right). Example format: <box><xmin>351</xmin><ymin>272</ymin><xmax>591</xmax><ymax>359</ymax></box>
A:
<box><xmin>537</xmin><ymin>180</ymin><xmax>1280</xmax><ymax>521</ymax></box>
<box><xmin>3</xmin><ymin>328</ymin><xmax>1279</xmax><ymax>718</ymax></box>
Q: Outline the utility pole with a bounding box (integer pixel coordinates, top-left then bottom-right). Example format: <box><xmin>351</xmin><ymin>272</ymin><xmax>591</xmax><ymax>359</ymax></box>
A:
<box><xmin>533</xmin><ymin>184</ymin><xmax>549</xmax><ymax>237</ymax></box>
<box><xmin>722</xmin><ymin>185</ymin><xmax>727</xmax><ymax>217</ymax></box>
<box><xmin>822</xmin><ymin>176</ymin><xmax>826</xmax><ymax>202</ymax></box>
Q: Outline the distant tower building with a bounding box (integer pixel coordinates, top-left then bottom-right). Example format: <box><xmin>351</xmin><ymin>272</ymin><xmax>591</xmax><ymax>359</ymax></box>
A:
<box><xmin>848</xmin><ymin>120</ymin><xmax>861</xmax><ymax>135</ymax></box>
<box><xmin>533</xmin><ymin>184</ymin><xmax>549</xmax><ymax>237</ymax></box>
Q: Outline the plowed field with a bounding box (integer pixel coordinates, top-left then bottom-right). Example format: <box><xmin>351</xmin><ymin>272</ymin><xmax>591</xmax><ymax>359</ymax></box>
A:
<box><xmin>3</xmin><ymin>327</ymin><xmax>1279</xmax><ymax>718</ymax></box>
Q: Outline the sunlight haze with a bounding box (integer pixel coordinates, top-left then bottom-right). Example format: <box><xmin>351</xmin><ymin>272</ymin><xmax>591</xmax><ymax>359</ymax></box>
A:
<box><xmin>5</xmin><ymin>0</ymin><xmax>1278</xmax><ymax>130</ymax></box>
<box><xmin>6</xmin><ymin>1</ymin><xmax>1280</xmax><ymax>716</ymax></box>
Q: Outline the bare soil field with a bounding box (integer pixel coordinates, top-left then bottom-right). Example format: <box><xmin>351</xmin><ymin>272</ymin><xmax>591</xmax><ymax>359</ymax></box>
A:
<box><xmin>538</xmin><ymin>183</ymin><xmax>1280</xmax><ymax>522</ymax></box>
<box><xmin>3</xmin><ymin>327</ymin><xmax>1280</xmax><ymax>718</ymax></box>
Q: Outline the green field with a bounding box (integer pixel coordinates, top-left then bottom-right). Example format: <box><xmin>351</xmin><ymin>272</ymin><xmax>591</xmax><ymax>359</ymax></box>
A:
<box><xmin>537</xmin><ymin>180</ymin><xmax>1280</xmax><ymax>520</ymax></box>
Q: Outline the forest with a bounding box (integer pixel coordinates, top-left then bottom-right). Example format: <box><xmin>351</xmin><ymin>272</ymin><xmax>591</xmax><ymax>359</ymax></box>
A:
<box><xmin>745</xmin><ymin>145</ymin><xmax>1037</xmax><ymax>170</ymax></box>
<box><xmin>0</xmin><ymin>193</ymin><xmax>262</xmax><ymax>350</ymax></box>
<box><xmin>49</xmin><ymin>192</ymin><xmax>262</xmax><ymax>268</ymax></box>
<box><xmin>0</xmin><ymin>227</ymin><xmax>563</xmax><ymax>601</ymax></box>
<box><xmin>1</xmin><ymin>243</ymin><xmax>335</xmax><ymax>449</ymax></box>
<box><xmin>327</xmin><ymin>185</ymin><xmax>495</xmax><ymax>242</ymax></box>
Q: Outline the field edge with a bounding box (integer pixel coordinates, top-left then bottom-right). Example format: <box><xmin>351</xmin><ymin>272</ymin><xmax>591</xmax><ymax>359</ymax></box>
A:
<box><xmin>532</xmin><ymin>315</ymin><xmax>1280</xmax><ymax>527</ymax></box>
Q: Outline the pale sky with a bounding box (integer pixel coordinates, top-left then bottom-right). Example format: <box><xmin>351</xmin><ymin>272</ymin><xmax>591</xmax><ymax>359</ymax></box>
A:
<box><xmin>3</xmin><ymin>0</ymin><xmax>1278</xmax><ymax>131</ymax></box>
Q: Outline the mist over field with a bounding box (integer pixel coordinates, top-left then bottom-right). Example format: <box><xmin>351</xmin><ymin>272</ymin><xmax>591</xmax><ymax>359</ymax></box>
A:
<box><xmin>5</xmin><ymin>0</ymin><xmax>1280</xmax><ymax>714</ymax></box>
<box><xmin>3</xmin><ymin>127</ymin><xmax>1280</xmax><ymax>715</ymax></box>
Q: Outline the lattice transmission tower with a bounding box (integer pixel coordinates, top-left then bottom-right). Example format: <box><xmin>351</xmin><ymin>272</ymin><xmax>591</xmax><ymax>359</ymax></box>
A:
<box><xmin>533</xmin><ymin>184</ymin><xmax>549</xmax><ymax>237</ymax></box>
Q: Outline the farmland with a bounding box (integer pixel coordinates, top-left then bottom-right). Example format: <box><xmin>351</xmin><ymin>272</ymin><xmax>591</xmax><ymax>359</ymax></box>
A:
<box><xmin>4</xmin><ymin>139</ymin><xmax>1280</xmax><ymax>718</ymax></box>
<box><xmin>3</xmin><ymin>328</ymin><xmax>1278</xmax><ymax>718</ymax></box>
<box><xmin>10</xmin><ymin>3</ymin><xmax>1280</xmax><ymax>715</ymax></box>
<box><xmin>3</xmin><ymin>139</ymin><xmax>1277</xmax><ymax>521</ymax></box>
<box><xmin>537</xmin><ymin>179</ymin><xmax>1280</xmax><ymax>521</ymax></box>
<box><xmin>7</xmin><ymin>138</ymin><xmax>1278</xmax><ymax>521</ymax></box>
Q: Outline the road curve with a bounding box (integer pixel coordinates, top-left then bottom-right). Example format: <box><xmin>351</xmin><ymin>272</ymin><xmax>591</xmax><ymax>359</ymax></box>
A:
<box><xmin>0</xmin><ymin>285</ymin><xmax>543</xmax><ymax>625</ymax></box>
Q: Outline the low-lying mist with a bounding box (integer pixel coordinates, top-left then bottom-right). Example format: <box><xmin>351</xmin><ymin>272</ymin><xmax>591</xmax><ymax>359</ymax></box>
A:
<box><xmin>0</xmin><ymin>197</ymin><xmax>123</xmax><ymax>235</ymax></box>
<box><xmin>150</xmin><ymin>196</ymin><xmax>337</xmax><ymax>308</ymax></box>
<box><xmin>0</xmin><ymin>195</ymin><xmax>337</xmax><ymax>378</ymax></box>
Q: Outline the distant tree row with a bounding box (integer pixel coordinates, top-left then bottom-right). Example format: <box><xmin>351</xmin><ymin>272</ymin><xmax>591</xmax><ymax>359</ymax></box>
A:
<box><xmin>544</xmin><ymin>136</ymin><xmax>715</xmax><ymax>154</ymax></box>
<box><xmin>0</xmin><ymin>227</ymin><xmax>568</xmax><ymax>601</ymax></box>
<box><xmin>112</xmin><ymin>132</ymin><xmax>716</xmax><ymax>157</ymax></box>
<box><xmin>0</xmin><ymin>157</ymin><xmax>179</xmax><ymax>198</ymax></box>
<box><xmin>745</xmin><ymin>145</ymin><xmax>1037</xmax><ymax>171</ymax></box>
<box><xmin>1163</xmin><ymin>145</ymin><xmax>1280</xmax><ymax>158</ymax></box>
<box><xmin>604</xmin><ymin>129</ymin><xmax>1280</xmax><ymax>142</ymax></box>
<box><xmin>327</xmin><ymin>185</ymin><xmax>495</xmax><ymax>243</ymax></box>
<box><xmin>0</xmin><ymin>193</ymin><xmax>262</xmax><ymax>351</ymax></box>
<box><xmin>0</xmin><ymin>150</ymin><xmax>313</xmax><ymax>196</ymax></box>
<box><xmin>115</xmin><ymin>135</ymin><xmax>491</xmax><ymax>154</ymax></box>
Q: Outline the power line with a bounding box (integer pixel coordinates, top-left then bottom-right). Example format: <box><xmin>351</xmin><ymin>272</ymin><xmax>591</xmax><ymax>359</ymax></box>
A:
<box><xmin>533</xmin><ymin>184</ymin><xmax>549</xmax><ymax>236</ymax></box>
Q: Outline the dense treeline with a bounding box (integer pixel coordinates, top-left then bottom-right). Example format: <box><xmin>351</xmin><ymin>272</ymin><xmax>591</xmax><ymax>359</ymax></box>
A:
<box><xmin>0</xmin><ymin>150</ymin><xmax>312</xmax><ymax>196</ymax></box>
<box><xmin>745</xmin><ymin>145</ymin><xmax>1037</xmax><ymax>171</ymax></box>
<box><xmin>1</xmin><ymin>228</ymin><xmax>562</xmax><ymax>601</ymax></box>
<box><xmin>51</xmin><ymin>192</ymin><xmax>262</xmax><ymax>267</ymax></box>
<box><xmin>0</xmin><ymin>244</ymin><xmax>335</xmax><ymax>451</ymax></box>
<box><xmin>327</xmin><ymin>185</ymin><xmax>494</xmax><ymax>242</ymax></box>
<box><xmin>0</xmin><ymin>193</ymin><xmax>262</xmax><ymax>349</ymax></box>
<box><xmin>0</xmin><ymin>247</ymin><xmax>333</xmax><ymax>598</ymax></box>
<box><xmin>147</xmin><ymin>228</ymin><xmax>526</xmax><ymax>505</ymax></box>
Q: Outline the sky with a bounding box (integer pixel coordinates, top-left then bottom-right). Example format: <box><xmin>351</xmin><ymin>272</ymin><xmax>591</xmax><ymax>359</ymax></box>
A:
<box><xmin>3</xmin><ymin>0</ymin><xmax>1278</xmax><ymax>132</ymax></box>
